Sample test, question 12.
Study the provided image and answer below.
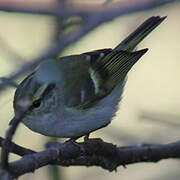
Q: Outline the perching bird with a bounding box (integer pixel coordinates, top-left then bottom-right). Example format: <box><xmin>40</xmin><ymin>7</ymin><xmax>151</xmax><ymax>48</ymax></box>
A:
<box><xmin>12</xmin><ymin>16</ymin><xmax>166</xmax><ymax>140</ymax></box>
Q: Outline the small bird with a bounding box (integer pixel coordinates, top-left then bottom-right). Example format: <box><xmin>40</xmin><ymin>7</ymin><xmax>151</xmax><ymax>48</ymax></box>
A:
<box><xmin>12</xmin><ymin>16</ymin><xmax>166</xmax><ymax>140</ymax></box>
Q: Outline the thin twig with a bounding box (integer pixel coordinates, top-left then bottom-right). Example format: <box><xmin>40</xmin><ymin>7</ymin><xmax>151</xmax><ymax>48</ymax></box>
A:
<box><xmin>0</xmin><ymin>0</ymin><xmax>178</xmax><ymax>17</ymax></box>
<box><xmin>0</xmin><ymin>137</ymin><xmax>35</xmax><ymax>156</ymax></box>
<box><xmin>1</xmin><ymin>112</ymin><xmax>26</xmax><ymax>169</ymax></box>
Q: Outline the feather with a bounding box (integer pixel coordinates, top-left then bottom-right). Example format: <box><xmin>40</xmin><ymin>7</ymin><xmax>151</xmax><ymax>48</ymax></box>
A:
<box><xmin>115</xmin><ymin>16</ymin><xmax>166</xmax><ymax>51</ymax></box>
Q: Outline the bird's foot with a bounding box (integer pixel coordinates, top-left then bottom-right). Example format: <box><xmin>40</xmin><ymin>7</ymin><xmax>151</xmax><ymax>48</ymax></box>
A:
<box><xmin>65</xmin><ymin>137</ymin><xmax>83</xmax><ymax>150</ymax></box>
<box><xmin>84</xmin><ymin>134</ymin><xmax>103</xmax><ymax>143</ymax></box>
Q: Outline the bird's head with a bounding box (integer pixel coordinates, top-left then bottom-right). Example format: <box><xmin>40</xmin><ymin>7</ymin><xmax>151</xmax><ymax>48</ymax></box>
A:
<box><xmin>13</xmin><ymin>59</ymin><xmax>60</xmax><ymax>124</ymax></box>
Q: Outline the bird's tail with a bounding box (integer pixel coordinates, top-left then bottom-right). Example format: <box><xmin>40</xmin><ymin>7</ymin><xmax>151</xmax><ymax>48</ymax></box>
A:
<box><xmin>115</xmin><ymin>16</ymin><xmax>166</xmax><ymax>51</ymax></box>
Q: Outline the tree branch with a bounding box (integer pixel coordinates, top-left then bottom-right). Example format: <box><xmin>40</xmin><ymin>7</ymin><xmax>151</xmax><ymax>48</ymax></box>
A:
<box><xmin>0</xmin><ymin>137</ymin><xmax>180</xmax><ymax>178</ymax></box>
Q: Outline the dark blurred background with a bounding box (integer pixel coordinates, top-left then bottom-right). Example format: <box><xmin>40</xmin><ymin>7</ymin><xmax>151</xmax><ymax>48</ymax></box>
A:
<box><xmin>0</xmin><ymin>0</ymin><xmax>180</xmax><ymax>179</ymax></box>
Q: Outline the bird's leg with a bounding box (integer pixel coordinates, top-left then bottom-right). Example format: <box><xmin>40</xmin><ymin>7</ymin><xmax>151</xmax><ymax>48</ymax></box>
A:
<box><xmin>84</xmin><ymin>133</ymin><xmax>90</xmax><ymax>141</ymax></box>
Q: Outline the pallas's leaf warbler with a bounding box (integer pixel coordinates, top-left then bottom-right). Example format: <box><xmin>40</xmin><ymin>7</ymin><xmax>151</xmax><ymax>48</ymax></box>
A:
<box><xmin>12</xmin><ymin>16</ymin><xmax>166</xmax><ymax>140</ymax></box>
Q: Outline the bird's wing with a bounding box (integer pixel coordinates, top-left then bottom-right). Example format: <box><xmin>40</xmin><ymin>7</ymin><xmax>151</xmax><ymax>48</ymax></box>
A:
<box><xmin>57</xmin><ymin>48</ymin><xmax>148</xmax><ymax>109</ymax></box>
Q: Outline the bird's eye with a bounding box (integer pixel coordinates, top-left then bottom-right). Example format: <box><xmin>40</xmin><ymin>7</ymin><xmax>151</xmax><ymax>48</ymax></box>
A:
<box><xmin>32</xmin><ymin>99</ymin><xmax>41</xmax><ymax>108</ymax></box>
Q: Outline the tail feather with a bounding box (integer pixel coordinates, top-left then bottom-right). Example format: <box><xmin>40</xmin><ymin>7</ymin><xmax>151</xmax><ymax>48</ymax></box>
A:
<box><xmin>115</xmin><ymin>16</ymin><xmax>166</xmax><ymax>51</ymax></box>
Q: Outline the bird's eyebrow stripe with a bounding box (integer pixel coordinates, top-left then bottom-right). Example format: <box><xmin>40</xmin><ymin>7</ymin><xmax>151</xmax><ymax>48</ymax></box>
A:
<box><xmin>40</xmin><ymin>83</ymin><xmax>56</xmax><ymax>99</ymax></box>
<box><xmin>32</xmin><ymin>84</ymin><xmax>48</xmax><ymax>101</ymax></box>
<box><xmin>32</xmin><ymin>83</ymin><xmax>56</xmax><ymax>101</ymax></box>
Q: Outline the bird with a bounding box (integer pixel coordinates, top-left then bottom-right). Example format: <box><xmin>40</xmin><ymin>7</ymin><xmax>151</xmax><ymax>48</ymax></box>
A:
<box><xmin>12</xmin><ymin>16</ymin><xmax>166</xmax><ymax>141</ymax></box>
